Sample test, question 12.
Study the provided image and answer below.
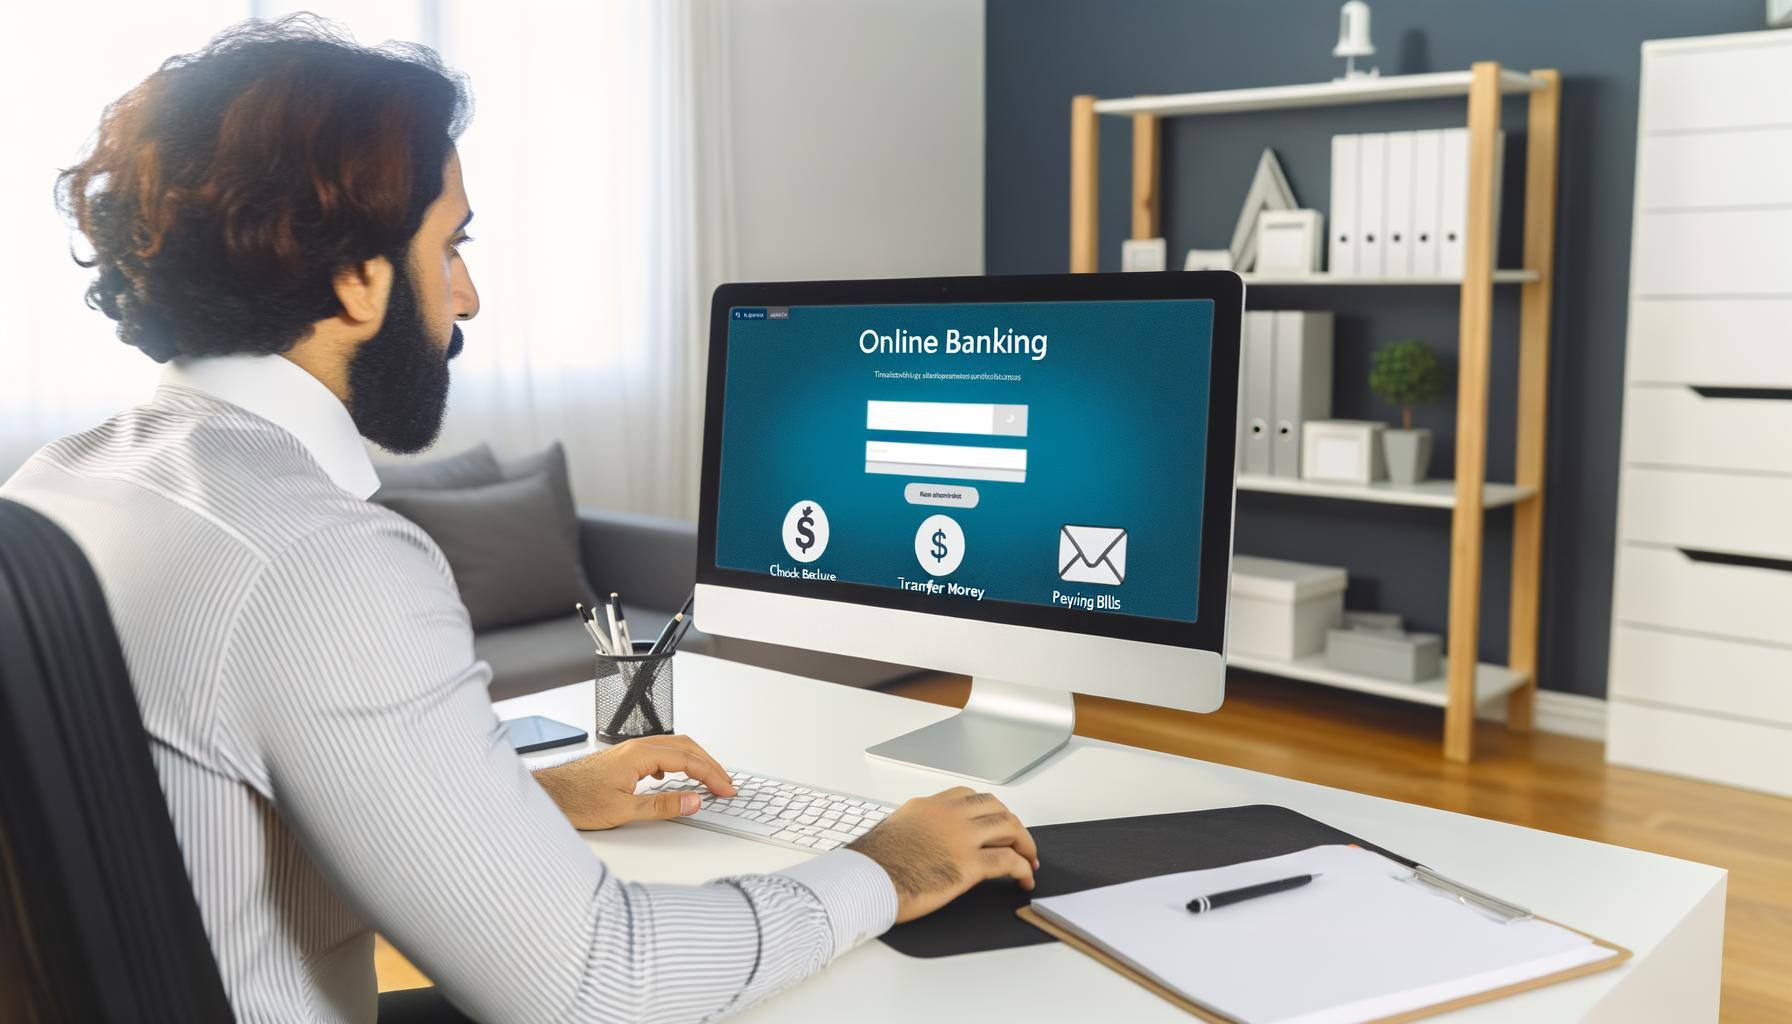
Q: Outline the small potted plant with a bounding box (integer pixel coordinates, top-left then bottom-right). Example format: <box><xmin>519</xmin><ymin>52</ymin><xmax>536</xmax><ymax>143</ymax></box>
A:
<box><xmin>1368</xmin><ymin>339</ymin><xmax>1448</xmax><ymax>485</ymax></box>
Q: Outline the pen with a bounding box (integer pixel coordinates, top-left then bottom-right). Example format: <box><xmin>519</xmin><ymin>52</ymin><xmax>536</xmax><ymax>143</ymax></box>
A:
<box><xmin>669</xmin><ymin>610</ymin><xmax>695</xmax><ymax>652</ymax></box>
<box><xmin>611</xmin><ymin>592</ymin><xmax>634</xmax><ymax>653</ymax></box>
<box><xmin>1186</xmin><ymin>873</ymin><xmax>1318</xmax><ymax>914</ymax></box>
<box><xmin>648</xmin><ymin>612</ymin><xmax>684</xmax><ymax>657</ymax></box>
<box><xmin>575</xmin><ymin>603</ymin><xmax>611</xmax><ymax>655</ymax></box>
<box><xmin>602</xmin><ymin>595</ymin><xmax>623</xmax><ymax>655</ymax></box>
<box><xmin>585</xmin><ymin>604</ymin><xmax>614</xmax><ymax>655</ymax></box>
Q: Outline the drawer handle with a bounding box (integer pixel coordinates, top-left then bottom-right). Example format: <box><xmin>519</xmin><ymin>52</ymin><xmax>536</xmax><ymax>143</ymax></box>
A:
<box><xmin>1680</xmin><ymin>547</ymin><xmax>1792</xmax><ymax>574</ymax></box>
<box><xmin>1689</xmin><ymin>386</ymin><xmax>1792</xmax><ymax>401</ymax></box>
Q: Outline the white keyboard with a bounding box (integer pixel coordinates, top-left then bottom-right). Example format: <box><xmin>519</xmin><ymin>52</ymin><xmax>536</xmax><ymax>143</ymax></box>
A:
<box><xmin>641</xmin><ymin>770</ymin><xmax>897</xmax><ymax>853</ymax></box>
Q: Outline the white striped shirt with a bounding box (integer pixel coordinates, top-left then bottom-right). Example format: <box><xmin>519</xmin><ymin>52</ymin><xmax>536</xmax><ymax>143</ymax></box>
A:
<box><xmin>2</xmin><ymin>354</ymin><xmax>897</xmax><ymax>1023</ymax></box>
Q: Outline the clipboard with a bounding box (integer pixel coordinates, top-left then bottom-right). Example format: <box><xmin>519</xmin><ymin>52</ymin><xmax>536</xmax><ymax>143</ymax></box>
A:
<box><xmin>883</xmin><ymin>804</ymin><xmax>1410</xmax><ymax>958</ymax></box>
<box><xmin>1017</xmin><ymin>905</ymin><xmax>1631</xmax><ymax>1024</ymax></box>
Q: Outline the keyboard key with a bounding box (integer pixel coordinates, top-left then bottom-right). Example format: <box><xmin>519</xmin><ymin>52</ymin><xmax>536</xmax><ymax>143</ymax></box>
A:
<box><xmin>662</xmin><ymin>769</ymin><xmax>893</xmax><ymax>854</ymax></box>
<box><xmin>688</xmin><ymin>809</ymin><xmax>781</xmax><ymax>836</ymax></box>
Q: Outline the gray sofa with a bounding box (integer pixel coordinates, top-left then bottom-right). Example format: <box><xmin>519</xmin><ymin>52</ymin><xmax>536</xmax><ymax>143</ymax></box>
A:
<box><xmin>477</xmin><ymin>508</ymin><xmax>922</xmax><ymax>701</ymax></box>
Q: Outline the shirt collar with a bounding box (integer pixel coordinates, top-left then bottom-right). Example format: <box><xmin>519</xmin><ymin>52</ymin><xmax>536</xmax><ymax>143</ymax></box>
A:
<box><xmin>159</xmin><ymin>354</ymin><xmax>381</xmax><ymax>500</ymax></box>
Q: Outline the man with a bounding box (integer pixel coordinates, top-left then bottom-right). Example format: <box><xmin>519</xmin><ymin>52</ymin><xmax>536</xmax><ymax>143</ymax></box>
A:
<box><xmin>2</xmin><ymin>17</ymin><xmax>1037</xmax><ymax>1024</ymax></box>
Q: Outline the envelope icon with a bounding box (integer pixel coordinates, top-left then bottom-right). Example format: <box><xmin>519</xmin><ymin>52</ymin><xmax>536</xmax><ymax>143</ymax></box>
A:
<box><xmin>1059</xmin><ymin>525</ymin><xmax>1127</xmax><ymax>586</ymax></box>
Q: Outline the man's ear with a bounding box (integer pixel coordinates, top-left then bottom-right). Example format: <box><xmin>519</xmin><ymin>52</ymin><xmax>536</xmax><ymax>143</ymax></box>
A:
<box><xmin>332</xmin><ymin>256</ymin><xmax>395</xmax><ymax>325</ymax></box>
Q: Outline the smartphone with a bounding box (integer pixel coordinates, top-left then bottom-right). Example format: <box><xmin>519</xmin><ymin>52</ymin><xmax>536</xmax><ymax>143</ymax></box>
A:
<box><xmin>501</xmin><ymin>715</ymin><xmax>589</xmax><ymax>754</ymax></box>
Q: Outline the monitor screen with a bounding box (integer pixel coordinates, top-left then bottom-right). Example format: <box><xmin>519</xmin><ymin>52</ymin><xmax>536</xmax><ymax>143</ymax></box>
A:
<box><xmin>710</xmin><ymin>298</ymin><xmax>1215</xmax><ymax>627</ymax></box>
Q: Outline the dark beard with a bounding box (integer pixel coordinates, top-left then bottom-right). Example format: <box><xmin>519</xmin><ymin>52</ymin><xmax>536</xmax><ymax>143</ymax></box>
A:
<box><xmin>345</xmin><ymin>264</ymin><xmax>464</xmax><ymax>454</ymax></box>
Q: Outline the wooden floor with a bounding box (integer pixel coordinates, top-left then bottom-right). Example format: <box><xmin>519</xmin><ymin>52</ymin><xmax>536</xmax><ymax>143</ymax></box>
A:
<box><xmin>377</xmin><ymin>671</ymin><xmax>1792</xmax><ymax>1020</ymax></box>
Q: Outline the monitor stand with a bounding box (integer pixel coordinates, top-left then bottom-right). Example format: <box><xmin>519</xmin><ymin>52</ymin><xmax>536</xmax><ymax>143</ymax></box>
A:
<box><xmin>864</xmin><ymin>677</ymin><xmax>1074</xmax><ymax>784</ymax></box>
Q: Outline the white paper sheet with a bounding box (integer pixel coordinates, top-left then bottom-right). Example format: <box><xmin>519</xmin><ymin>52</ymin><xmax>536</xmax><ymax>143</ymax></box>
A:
<box><xmin>1030</xmin><ymin>845</ymin><xmax>1617</xmax><ymax>1024</ymax></box>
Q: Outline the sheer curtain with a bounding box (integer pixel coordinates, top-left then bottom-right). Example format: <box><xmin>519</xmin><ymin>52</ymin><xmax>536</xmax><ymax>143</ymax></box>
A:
<box><xmin>0</xmin><ymin>1</ymin><xmax>733</xmax><ymax>520</ymax></box>
<box><xmin>427</xmin><ymin>0</ymin><xmax>735</xmax><ymax>519</ymax></box>
<box><xmin>0</xmin><ymin>1</ymin><xmax>245</xmax><ymax>477</ymax></box>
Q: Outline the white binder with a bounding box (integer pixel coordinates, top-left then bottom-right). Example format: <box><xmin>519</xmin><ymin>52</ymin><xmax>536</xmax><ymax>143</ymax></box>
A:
<box><xmin>1356</xmin><ymin>133</ymin><xmax>1387</xmax><ymax>277</ymax></box>
<box><xmin>1438</xmin><ymin>128</ymin><xmax>1469</xmax><ymax>277</ymax></box>
<box><xmin>1242</xmin><ymin>312</ymin><xmax>1276</xmax><ymax>476</ymax></box>
<box><xmin>1328</xmin><ymin>134</ymin><xmax>1359</xmax><ymax>276</ymax></box>
<box><xmin>1235</xmin><ymin>317</ymin><xmax>1250</xmax><ymax>474</ymax></box>
<box><xmin>1271</xmin><ymin>312</ymin><xmax>1334</xmax><ymax>479</ymax></box>
<box><xmin>1439</xmin><ymin>128</ymin><xmax>1506</xmax><ymax>278</ymax></box>
<box><xmin>1383</xmin><ymin>132</ymin><xmax>1415</xmax><ymax>278</ymax></box>
<box><xmin>1410</xmin><ymin>129</ymin><xmax>1444</xmax><ymax>277</ymax></box>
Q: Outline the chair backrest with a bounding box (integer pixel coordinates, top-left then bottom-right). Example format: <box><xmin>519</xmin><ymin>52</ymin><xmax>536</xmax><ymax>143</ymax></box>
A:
<box><xmin>0</xmin><ymin>497</ymin><xmax>234</xmax><ymax>1022</ymax></box>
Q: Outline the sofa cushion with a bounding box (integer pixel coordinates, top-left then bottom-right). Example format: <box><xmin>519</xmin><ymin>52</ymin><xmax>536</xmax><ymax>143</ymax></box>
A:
<box><xmin>379</xmin><ymin>472</ymin><xmax>590</xmax><ymax>632</ymax></box>
<box><xmin>372</xmin><ymin>444</ymin><xmax>502</xmax><ymax>494</ymax></box>
<box><xmin>497</xmin><ymin>442</ymin><xmax>581</xmax><ymax>573</ymax></box>
<box><xmin>478</xmin><ymin>607</ymin><xmax>675</xmax><ymax>702</ymax></box>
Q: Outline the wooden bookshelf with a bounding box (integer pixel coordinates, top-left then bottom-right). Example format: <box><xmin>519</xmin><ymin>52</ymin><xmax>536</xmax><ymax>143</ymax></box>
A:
<box><xmin>1236</xmin><ymin>475</ymin><xmax>1536</xmax><ymax>509</ymax></box>
<box><xmin>1239</xmin><ymin>270</ymin><xmax>1537</xmax><ymax>285</ymax></box>
<box><xmin>1069</xmin><ymin>64</ymin><xmax>1562</xmax><ymax>762</ymax></box>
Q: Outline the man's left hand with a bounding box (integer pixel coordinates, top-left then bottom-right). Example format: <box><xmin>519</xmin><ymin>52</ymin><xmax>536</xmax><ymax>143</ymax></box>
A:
<box><xmin>531</xmin><ymin>734</ymin><xmax>738</xmax><ymax>830</ymax></box>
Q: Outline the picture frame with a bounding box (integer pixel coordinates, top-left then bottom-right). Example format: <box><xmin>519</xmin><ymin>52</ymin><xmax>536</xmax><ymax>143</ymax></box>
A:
<box><xmin>1256</xmin><ymin>209</ymin><xmax>1325</xmax><ymax>275</ymax></box>
<box><xmin>1121</xmin><ymin>237</ymin><xmax>1168</xmax><ymax>272</ymax></box>
<box><xmin>1183</xmin><ymin>248</ymin><xmax>1235</xmax><ymax>271</ymax></box>
<box><xmin>1229</xmin><ymin>148</ymin><xmax>1298</xmax><ymax>271</ymax></box>
<box><xmin>1301</xmin><ymin>420</ymin><xmax>1387</xmax><ymax>484</ymax></box>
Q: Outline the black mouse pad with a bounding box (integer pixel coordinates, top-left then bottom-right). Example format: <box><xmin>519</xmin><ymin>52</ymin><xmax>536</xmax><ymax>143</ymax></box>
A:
<box><xmin>879</xmin><ymin>803</ymin><xmax>1399</xmax><ymax>958</ymax></box>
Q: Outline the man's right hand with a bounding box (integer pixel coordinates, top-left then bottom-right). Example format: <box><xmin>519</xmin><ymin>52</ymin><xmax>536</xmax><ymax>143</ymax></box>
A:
<box><xmin>847</xmin><ymin>787</ymin><xmax>1038</xmax><ymax>923</ymax></box>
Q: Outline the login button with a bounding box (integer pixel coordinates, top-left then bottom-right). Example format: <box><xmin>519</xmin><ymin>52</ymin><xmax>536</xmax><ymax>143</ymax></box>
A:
<box><xmin>904</xmin><ymin>482</ymin><xmax>980</xmax><ymax>509</ymax></box>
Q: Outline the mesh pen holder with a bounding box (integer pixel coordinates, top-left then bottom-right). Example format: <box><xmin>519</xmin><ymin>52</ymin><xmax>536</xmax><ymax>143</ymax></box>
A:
<box><xmin>594</xmin><ymin>641</ymin><xmax>674</xmax><ymax>742</ymax></box>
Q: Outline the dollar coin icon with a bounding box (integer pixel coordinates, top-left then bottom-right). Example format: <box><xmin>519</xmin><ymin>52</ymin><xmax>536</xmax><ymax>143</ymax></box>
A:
<box><xmin>914</xmin><ymin>514</ymin><xmax>965</xmax><ymax>576</ymax></box>
<box><xmin>782</xmin><ymin>500</ymin><xmax>829</xmax><ymax>563</ymax></box>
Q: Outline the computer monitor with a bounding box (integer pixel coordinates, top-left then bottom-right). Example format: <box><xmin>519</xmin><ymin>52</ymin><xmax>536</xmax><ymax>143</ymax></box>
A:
<box><xmin>695</xmin><ymin>272</ymin><xmax>1243</xmax><ymax>783</ymax></box>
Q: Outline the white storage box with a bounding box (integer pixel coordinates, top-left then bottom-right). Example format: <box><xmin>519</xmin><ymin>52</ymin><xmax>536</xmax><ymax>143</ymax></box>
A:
<box><xmin>1228</xmin><ymin>556</ymin><xmax>1348</xmax><ymax>661</ymax></box>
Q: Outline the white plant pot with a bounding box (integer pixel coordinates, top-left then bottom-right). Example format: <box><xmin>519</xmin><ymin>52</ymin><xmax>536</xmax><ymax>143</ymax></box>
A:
<box><xmin>1382</xmin><ymin>428</ymin><xmax>1433</xmax><ymax>486</ymax></box>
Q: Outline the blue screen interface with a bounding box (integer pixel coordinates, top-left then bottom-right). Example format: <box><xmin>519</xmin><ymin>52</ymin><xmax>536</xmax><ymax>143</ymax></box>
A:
<box><xmin>714</xmin><ymin>299</ymin><xmax>1214</xmax><ymax>624</ymax></box>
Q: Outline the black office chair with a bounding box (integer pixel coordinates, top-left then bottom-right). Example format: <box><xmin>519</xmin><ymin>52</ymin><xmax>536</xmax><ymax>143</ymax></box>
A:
<box><xmin>0</xmin><ymin>497</ymin><xmax>234</xmax><ymax>1022</ymax></box>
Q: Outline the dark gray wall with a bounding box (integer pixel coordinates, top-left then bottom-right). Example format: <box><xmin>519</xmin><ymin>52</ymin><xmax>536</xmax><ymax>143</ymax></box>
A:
<box><xmin>985</xmin><ymin>0</ymin><xmax>1766</xmax><ymax>697</ymax></box>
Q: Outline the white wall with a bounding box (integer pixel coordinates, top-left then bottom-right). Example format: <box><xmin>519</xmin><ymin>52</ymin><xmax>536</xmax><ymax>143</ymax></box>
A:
<box><xmin>725</xmin><ymin>0</ymin><xmax>985</xmax><ymax>281</ymax></box>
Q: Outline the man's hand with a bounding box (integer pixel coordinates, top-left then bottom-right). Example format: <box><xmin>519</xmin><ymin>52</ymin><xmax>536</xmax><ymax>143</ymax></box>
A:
<box><xmin>531</xmin><ymin>734</ymin><xmax>738</xmax><ymax>831</ymax></box>
<box><xmin>848</xmin><ymin>787</ymin><xmax>1038</xmax><ymax>923</ymax></box>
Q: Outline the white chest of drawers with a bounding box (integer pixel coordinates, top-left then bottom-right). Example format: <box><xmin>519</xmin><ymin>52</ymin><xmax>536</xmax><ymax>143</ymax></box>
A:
<box><xmin>1607</xmin><ymin>29</ymin><xmax>1792</xmax><ymax>797</ymax></box>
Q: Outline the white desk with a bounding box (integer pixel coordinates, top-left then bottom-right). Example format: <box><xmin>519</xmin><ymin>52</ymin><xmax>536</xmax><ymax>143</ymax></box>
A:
<box><xmin>497</xmin><ymin>654</ymin><xmax>1725</xmax><ymax>1023</ymax></box>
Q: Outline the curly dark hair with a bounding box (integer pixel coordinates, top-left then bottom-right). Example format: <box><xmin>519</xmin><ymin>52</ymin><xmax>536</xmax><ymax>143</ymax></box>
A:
<box><xmin>56</xmin><ymin>15</ymin><xmax>471</xmax><ymax>362</ymax></box>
